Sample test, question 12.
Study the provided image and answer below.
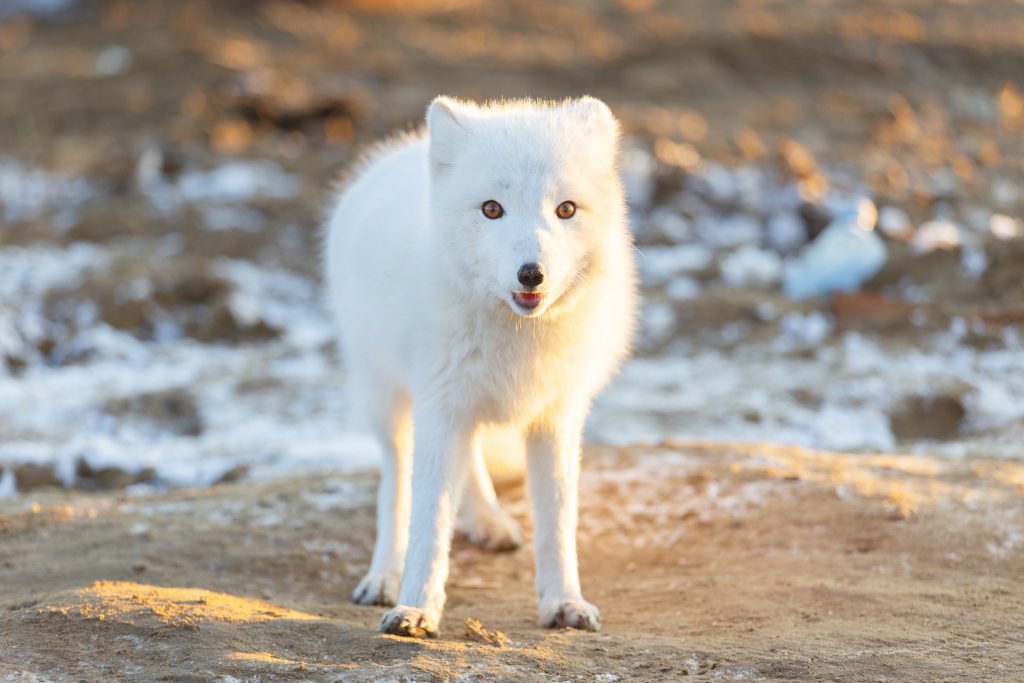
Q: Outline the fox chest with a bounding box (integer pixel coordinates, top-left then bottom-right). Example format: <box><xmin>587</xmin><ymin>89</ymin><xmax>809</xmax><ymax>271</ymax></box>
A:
<box><xmin>424</xmin><ymin>325</ymin><xmax>588</xmax><ymax>424</ymax></box>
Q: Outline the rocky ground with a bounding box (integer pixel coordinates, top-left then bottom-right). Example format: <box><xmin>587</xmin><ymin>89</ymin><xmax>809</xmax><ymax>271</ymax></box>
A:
<box><xmin>2</xmin><ymin>443</ymin><xmax>1023</xmax><ymax>682</ymax></box>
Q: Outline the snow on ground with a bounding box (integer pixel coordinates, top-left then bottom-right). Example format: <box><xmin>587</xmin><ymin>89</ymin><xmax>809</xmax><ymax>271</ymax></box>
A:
<box><xmin>1</xmin><ymin>149</ymin><xmax>1022</xmax><ymax>495</ymax></box>
<box><xmin>590</xmin><ymin>330</ymin><xmax>1024</xmax><ymax>457</ymax></box>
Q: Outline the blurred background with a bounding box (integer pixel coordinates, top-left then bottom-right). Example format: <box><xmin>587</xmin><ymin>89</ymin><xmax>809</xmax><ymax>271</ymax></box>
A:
<box><xmin>1</xmin><ymin>0</ymin><xmax>1023</xmax><ymax>494</ymax></box>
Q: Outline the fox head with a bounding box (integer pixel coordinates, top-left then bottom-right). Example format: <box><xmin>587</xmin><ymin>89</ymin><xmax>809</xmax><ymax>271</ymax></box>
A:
<box><xmin>426</xmin><ymin>96</ymin><xmax>626</xmax><ymax>319</ymax></box>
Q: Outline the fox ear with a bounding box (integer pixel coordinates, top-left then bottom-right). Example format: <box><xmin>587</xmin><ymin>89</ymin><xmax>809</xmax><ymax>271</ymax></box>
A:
<box><xmin>572</xmin><ymin>96</ymin><xmax>620</xmax><ymax>141</ymax></box>
<box><xmin>427</xmin><ymin>96</ymin><xmax>472</xmax><ymax>171</ymax></box>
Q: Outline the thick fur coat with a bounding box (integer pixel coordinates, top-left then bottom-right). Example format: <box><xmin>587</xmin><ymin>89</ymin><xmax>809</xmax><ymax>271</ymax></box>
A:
<box><xmin>324</xmin><ymin>96</ymin><xmax>638</xmax><ymax>637</ymax></box>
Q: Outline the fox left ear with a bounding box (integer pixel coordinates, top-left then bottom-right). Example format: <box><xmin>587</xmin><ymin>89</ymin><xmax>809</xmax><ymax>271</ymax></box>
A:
<box><xmin>427</xmin><ymin>96</ymin><xmax>473</xmax><ymax>172</ymax></box>
<box><xmin>571</xmin><ymin>96</ymin><xmax>620</xmax><ymax>142</ymax></box>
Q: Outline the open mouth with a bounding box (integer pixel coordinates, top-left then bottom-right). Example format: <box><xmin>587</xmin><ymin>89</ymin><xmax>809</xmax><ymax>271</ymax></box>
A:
<box><xmin>512</xmin><ymin>291</ymin><xmax>544</xmax><ymax>311</ymax></box>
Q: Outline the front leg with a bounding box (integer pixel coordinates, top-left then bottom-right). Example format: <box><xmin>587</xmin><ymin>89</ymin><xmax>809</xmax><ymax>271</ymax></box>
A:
<box><xmin>526</xmin><ymin>409</ymin><xmax>601</xmax><ymax>632</ymax></box>
<box><xmin>379</xmin><ymin>412</ymin><xmax>473</xmax><ymax>638</ymax></box>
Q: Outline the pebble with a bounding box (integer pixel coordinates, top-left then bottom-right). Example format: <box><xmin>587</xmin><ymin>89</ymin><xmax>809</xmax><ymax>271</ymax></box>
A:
<box><xmin>95</xmin><ymin>45</ymin><xmax>132</xmax><ymax>77</ymax></box>
<box><xmin>911</xmin><ymin>220</ymin><xmax>961</xmax><ymax>254</ymax></box>
<box><xmin>989</xmin><ymin>214</ymin><xmax>1021</xmax><ymax>240</ymax></box>
<box><xmin>992</xmin><ymin>179</ymin><xmax>1018</xmax><ymax>208</ymax></box>
<box><xmin>877</xmin><ymin>206</ymin><xmax>913</xmax><ymax>240</ymax></box>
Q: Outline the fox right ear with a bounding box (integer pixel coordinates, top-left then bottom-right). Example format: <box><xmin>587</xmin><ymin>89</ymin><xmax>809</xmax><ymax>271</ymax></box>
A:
<box><xmin>427</xmin><ymin>96</ymin><xmax>471</xmax><ymax>171</ymax></box>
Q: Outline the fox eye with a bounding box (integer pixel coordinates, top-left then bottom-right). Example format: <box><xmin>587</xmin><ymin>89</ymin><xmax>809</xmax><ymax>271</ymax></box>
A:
<box><xmin>555</xmin><ymin>200</ymin><xmax>576</xmax><ymax>219</ymax></box>
<box><xmin>481</xmin><ymin>200</ymin><xmax>504</xmax><ymax>219</ymax></box>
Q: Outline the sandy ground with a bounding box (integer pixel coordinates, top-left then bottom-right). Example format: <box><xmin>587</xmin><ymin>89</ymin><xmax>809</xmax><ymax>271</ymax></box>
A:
<box><xmin>2</xmin><ymin>443</ymin><xmax>1023</xmax><ymax>682</ymax></box>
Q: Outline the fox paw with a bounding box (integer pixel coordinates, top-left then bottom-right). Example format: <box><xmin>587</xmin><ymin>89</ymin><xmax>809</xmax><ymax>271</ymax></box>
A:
<box><xmin>379</xmin><ymin>605</ymin><xmax>438</xmax><ymax>638</ymax></box>
<box><xmin>457</xmin><ymin>508</ymin><xmax>523</xmax><ymax>552</ymax></box>
<box><xmin>352</xmin><ymin>571</ymin><xmax>400</xmax><ymax>606</ymax></box>
<box><xmin>540</xmin><ymin>598</ymin><xmax>602</xmax><ymax>632</ymax></box>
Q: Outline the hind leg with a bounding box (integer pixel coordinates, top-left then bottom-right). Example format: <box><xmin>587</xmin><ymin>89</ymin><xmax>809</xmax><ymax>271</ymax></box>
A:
<box><xmin>353</xmin><ymin>394</ymin><xmax>412</xmax><ymax>606</ymax></box>
<box><xmin>456</xmin><ymin>440</ymin><xmax>523</xmax><ymax>552</ymax></box>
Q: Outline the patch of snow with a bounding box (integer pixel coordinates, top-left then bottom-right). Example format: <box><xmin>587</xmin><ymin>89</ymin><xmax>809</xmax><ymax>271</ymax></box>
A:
<box><xmin>697</xmin><ymin>213</ymin><xmax>761</xmax><ymax>249</ymax></box>
<box><xmin>214</xmin><ymin>259</ymin><xmax>332</xmax><ymax>349</ymax></box>
<box><xmin>640</xmin><ymin>303</ymin><xmax>676</xmax><ymax>346</ymax></box>
<box><xmin>646</xmin><ymin>207</ymin><xmax>691</xmax><ymax>242</ymax></box>
<box><xmin>0</xmin><ymin>467</ymin><xmax>16</xmax><ymax>499</ymax></box>
<box><xmin>665</xmin><ymin>276</ymin><xmax>701</xmax><ymax>301</ymax></box>
<box><xmin>592</xmin><ymin>331</ymin><xmax>1024</xmax><ymax>459</ymax></box>
<box><xmin>960</xmin><ymin>245</ymin><xmax>988</xmax><ymax>278</ymax></box>
<box><xmin>0</xmin><ymin>0</ymin><xmax>78</xmax><ymax>20</ymax></box>
<box><xmin>766</xmin><ymin>212</ymin><xmax>807</xmax><ymax>253</ymax></box>
<box><xmin>0</xmin><ymin>160</ymin><xmax>95</xmax><ymax>224</ymax></box>
<box><xmin>720</xmin><ymin>245</ymin><xmax>782</xmax><ymax>289</ymax></box>
<box><xmin>637</xmin><ymin>244</ymin><xmax>712</xmax><ymax>286</ymax></box>
<box><xmin>777</xmin><ymin>311</ymin><xmax>833</xmax><ymax>349</ymax></box>
<box><xmin>0</xmin><ymin>244</ymin><xmax>110</xmax><ymax>367</ymax></box>
<box><xmin>177</xmin><ymin>161</ymin><xmax>300</xmax><ymax>203</ymax></box>
<box><xmin>199</xmin><ymin>205</ymin><xmax>266</xmax><ymax>233</ymax></box>
<box><xmin>620</xmin><ymin>146</ymin><xmax>655</xmax><ymax>211</ymax></box>
<box><xmin>814</xmin><ymin>403</ymin><xmax>894</xmax><ymax>451</ymax></box>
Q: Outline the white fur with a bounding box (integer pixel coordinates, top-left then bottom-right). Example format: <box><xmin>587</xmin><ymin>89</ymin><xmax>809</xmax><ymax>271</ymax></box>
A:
<box><xmin>324</xmin><ymin>96</ymin><xmax>637</xmax><ymax>637</ymax></box>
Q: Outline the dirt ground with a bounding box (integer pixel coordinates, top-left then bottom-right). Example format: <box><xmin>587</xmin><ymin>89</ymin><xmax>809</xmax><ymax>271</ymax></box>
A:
<box><xmin>2</xmin><ymin>443</ymin><xmax>1023</xmax><ymax>682</ymax></box>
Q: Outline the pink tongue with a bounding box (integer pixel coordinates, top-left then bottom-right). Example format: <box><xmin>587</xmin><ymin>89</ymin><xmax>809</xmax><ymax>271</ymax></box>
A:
<box><xmin>518</xmin><ymin>293</ymin><xmax>542</xmax><ymax>302</ymax></box>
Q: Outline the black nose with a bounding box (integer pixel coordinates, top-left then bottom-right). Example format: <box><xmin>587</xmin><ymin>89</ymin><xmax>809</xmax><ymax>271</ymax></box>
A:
<box><xmin>517</xmin><ymin>263</ymin><xmax>545</xmax><ymax>288</ymax></box>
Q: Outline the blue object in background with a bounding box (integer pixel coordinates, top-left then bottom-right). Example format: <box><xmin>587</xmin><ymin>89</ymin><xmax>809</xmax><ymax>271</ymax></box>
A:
<box><xmin>783</xmin><ymin>199</ymin><xmax>887</xmax><ymax>299</ymax></box>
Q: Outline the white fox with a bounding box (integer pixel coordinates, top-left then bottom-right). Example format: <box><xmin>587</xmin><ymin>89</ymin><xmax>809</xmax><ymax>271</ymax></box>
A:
<box><xmin>324</xmin><ymin>96</ymin><xmax>637</xmax><ymax>638</ymax></box>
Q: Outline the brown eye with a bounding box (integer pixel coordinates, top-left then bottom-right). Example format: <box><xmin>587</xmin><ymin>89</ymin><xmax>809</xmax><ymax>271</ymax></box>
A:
<box><xmin>556</xmin><ymin>200</ymin><xmax>576</xmax><ymax>219</ymax></box>
<box><xmin>482</xmin><ymin>200</ymin><xmax>504</xmax><ymax>219</ymax></box>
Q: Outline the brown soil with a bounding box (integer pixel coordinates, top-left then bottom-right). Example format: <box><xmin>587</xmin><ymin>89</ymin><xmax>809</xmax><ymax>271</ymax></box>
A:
<box><xmin>2</xmin><ymin>443</ymin><xmax>1022</xmax><ymax>682</ymax></box>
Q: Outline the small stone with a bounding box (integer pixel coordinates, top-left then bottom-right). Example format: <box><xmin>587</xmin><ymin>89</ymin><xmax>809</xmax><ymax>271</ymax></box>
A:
<box><xmin>95</xmin><ymin>45</ymin><xmax>132</xmax><ymax>76</ymax></box>
<box><xmin>992</xmin><ymin>179</ymin><xmax>1017</xmax><ymax>208</ymax></box>
<box><xmin>463</xmin><ymin>617</ymin><xmax>507</xmax><ymax>647</ymax></box>
<box><xmin>910</xmin><ymin>220</ymin><xmax>961</xmax><ymax>254</ymax></box>
<box><xmin>13</xmin><ymin>463</ymin><xmax>63</xmax><ymax>491</ymax></box>
<box><xmin>989</xmin><ymin>214</ymin><xmax>1021</xmax><ymax>240</ymax></box>
<box><xmin>877</xmin><ymin>207</ymin><xmax>913</xmax><ymax>240</ymax></box>
<box><xmin>216</xmin><ymin>465</ymin><xmax>249</xmax><ymax>484</ymax></box>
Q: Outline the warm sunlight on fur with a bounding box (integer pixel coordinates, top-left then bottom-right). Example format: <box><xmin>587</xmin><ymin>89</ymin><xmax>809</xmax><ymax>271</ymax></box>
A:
<box><xmin>325</xmin><ymin>96</ymin><xmax>638</xmax><ymax>637</ymax></box>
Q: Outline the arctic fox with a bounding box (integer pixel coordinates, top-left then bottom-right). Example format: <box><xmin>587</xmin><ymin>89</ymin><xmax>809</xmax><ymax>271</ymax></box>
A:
<box><xmin>324</xmin><ymin>96</ymin><xmax>637</xmax><ymax>638</ymax></box>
